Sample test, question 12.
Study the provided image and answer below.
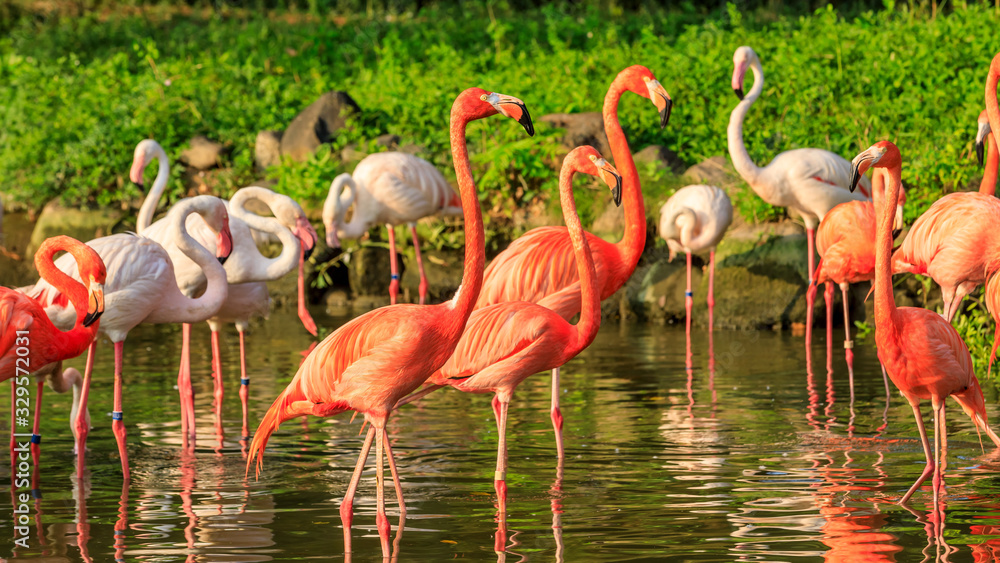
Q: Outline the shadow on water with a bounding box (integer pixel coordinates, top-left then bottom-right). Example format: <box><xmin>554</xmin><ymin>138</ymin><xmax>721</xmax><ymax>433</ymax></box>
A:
<box><xmin>3</xmin><ymin>308</ymin><xmax>1000</xmax><ymax>560</ymax></box>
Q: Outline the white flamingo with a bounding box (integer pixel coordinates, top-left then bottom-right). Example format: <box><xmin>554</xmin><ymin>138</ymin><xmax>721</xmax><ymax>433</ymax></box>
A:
<box><xmin>131</xmin><ymin>140</ymin><xmax>318</xmax><ymax>442</ymax></box>
<box><xmin>658</xmin><ymin>184</ymin><xmax>733</xmax><ymax>332</ymax></box>
<box><xmin>729</xmin><ymin>45</ymin><xmax>877</xmax><ymax>339</ymax></box>
<box><xmin>28</xmin><ymin>195</ymin><xmax>233</xmax><ymax>480</ymax></box>
<box><xmin>323</xmin><ymin>151</ymin><xmax>462</xmax><ymax>305</ymax></box>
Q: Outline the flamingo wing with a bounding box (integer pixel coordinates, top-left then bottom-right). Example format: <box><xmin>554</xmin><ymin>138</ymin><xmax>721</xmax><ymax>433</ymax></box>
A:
<box><xmin>0</xmin><ymin>290</ymin><xmax>36</xmax><ymax>377</ymax></box>
<box><xmin>881</xmin><ymin>307</ymin><xmax>974</xmax><ymax>399</ymax></box>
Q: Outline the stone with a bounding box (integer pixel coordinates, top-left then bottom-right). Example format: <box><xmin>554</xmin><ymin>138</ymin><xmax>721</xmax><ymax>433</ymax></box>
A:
<box><xmin>375</xmin><ymin>134</ymin><xmax>400</xmax><ymax>149</ymax></box>
<box><xmin>683</xmin><ymin>155</ymin><xmax>741</xmax><ymax>188</ymax></box>
<box><xmin>180</xmin><ymin>135</ymin><xmax>226</xmax><ymax>170</ymax></box>
<box><xmin>399</xmin><ymin>143</ymin><xmax>425</xmax><ymax>156</ymax></box>
<box><xmin>348</xmin><ymin>244</ymin><xmax>398</xmax><ymax>297</ymax></box>
<box><xmin>280</xmin><ymin>91</ymin><xmax>361</xmax><ymax>162</ymax></box>
<box><xmin>539</xmin><ymin>112</ymin><xmax>610</xmax><ymax>158</ymax></box>
<box><xmin>634</xmin><ymin>144</ymin><xmax>685</xmax><ymax>174</ymax></box>
<box><xmin>340</xmin><ymin>144</ymin><xmax>367</xmax><ymax>163</ymax></box>
<box><xmin>255</xmin><ymin>130</ymin><xmax>283</xmax><ymax>171</ymax></box>
<box><xmin>400</xmin><ymin>247</ymin><xmax>464</xmax><ymax>304</ymax></box>
<box><xmin>28</xmin><ymin>200</ymin><xmax>122</xmax><ymax>257</ymax></box>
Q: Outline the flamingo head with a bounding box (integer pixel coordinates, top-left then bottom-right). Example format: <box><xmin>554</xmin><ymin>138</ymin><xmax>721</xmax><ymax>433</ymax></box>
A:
<box><xmin>216</xmin><ymin>213</ymin><xmax>234</xmax><ymax>265</ymax></box>
<box><xmin>732</xmin><ymin>46</ymin><xmax>758</xmax><ymax>101</ymax></box>
<box><xmin>323</xmin><ymin>173</ymin><xmax>356</xmax><ymax>249</ymax></box>
<box><xmin>572</xmin><ymin>146</ymin><xmax>622</xmax><ymax>207</ymax></box>
<box><xmin>977</xmin><ymin>109</ymin><xmax>992</xmax><ymax>168</ymax></box>
<box><xmin>293</xmin><ymin>215</ymin><xmax>318</xmax><ymax>260</ymax></box>
<box><xmin>83</xmin><ymin>271</ymin><xmax>106</xmax><ymax>328</ymax></box>
<box><xmin>849</xmin><ymin>141</ymin><xmax>900</xmax><ymax>193</ymax></box>
<box><xmin>458</xmin><ymin>88</ymin><xmax>534</xmax><ymax>136</ymax></box>
<box><xmin>620</xmin><ymin>66</ymin><xmax>672</xmax><ymax>128</ymax></box>
<box><xmin>129</xmin><ymin>139</ymin><xmax>163</xmax><ymax>192</ymax></box>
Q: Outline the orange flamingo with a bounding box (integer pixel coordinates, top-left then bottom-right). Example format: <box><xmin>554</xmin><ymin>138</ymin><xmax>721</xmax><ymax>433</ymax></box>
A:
<box><xmin>246</xmin><ymin>87</ymin><xmax>534</xmax><ymax>558</ymax></box>
<box><xmin>976</xmin><ymin>109</ymin><xmax>998</xmax><ymax>196</ymax></box>
<box><xmin>849</xmin><ymin>140</ymin><xmax>1000</xmax><ymax>513</ymax></box>
<box><xmin>2</xmin><ymin>236</ymin><xmax>105</xmax><ymax>449</ymax></box>
<box><xmin>474</xmin><ymin>65</ymin><xmax>671</xmax><ymax>459</ymax></box>
<box><xmin>399</xmin><ymin>146</ymin><xmax>620</xmax><ymax>551</ymax></box>
<box><xmin>809</xmin><ymin>170</ymin><xmax>900</xmax><ymax>398</ymax></box>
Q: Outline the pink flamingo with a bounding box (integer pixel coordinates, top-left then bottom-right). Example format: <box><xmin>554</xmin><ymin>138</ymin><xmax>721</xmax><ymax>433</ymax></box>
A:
<box><xmin>246</xmin><ymin>87</ymin><xmax>534</xmax><ymax>558</ymax></box>
<box><xmin>891</xmin><ymin>72</ymin><xmax>1000</xmax><ymax>323</ymax></box>
<box><xmin>323</xmin><ymin>152</ymin><xmax>462</xmax><ymax>305</ymax></box>
<box><xmin>728</xmin><ymin>46</ymin><xmax>891</xmax><ymax>343</ymax></box>
<box><xmin>3</xmin><ymin>236</ymin><xmax>105</xmax><ymax>450</ymax></box>
<box><xmin>399</xmin><ymin>146</ymin><xmax>620</xmax><ymax>551</ymax></box>
<box><xmin>473</xmin><ymin>65</ymin><xmax>671</xmax><ymax>460</ymax></box>
<box><xmin>809</xmin><ymin>171</ymin><xmax>901</xmax><ymax>398</ymax></box>
<box><xmin>849</xmin><ymin>140</ymin><xmax>1000</xmax><ymax>514</ymax></box>
<box><xmin>657</xmin><ymin>184</ymin><xmax>732</xmax><ymax>334</ymax></box>
<box><xmin>976</xmin><ymin>109</ymin><xmax>997</xmax><ymax>194</ymax></box>
<box><xmin>131</xmin><ymin>145</ymin><xmax>317</xmax><ymax>442</ymax></box>
<box><xmin>28</xmin><ymin>196</ymin><xmax>233</xmax><ymax>480</ymax></box>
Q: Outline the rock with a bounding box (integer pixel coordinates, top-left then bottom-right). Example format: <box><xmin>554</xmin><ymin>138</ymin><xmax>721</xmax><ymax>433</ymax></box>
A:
<box><xmin>255</xmin><ymin>130</ymin><xmax>283</xmax><ymax>171</ymax></box>
<box><xmin>180</xmin><ymin>135</ymin><xmax>226</xmax><ymax>170</ymax></box>
<box><xmin>348</xmin><ymin>244</ymin><xmax>398</xmax><ymax>297</ymax></box>
<box><xmin>683</xmin><ymin>156</ymin><xmax>741</xmax><ymax>188</ymax></box>
<box><xmin>28</xmin><ymin>201</ymin><xmax>122</xmax><ymax>257</ymax></box>
<box><xmin>375</xmin><ymin>134</ymin><xmax>400</xmax><ymax>149</ymax></box>
<box><xmin>280</xmin><ymin>91</ymin><xmax>361</xmax><ymax>162</ymax></box>
<box><xmin>539</xmin><ymin>112</ymin><xmax>610</xmax><ymax>158</ymax></box>
<box><xmin>634</xmin><ymin>145</ymin><xmax>685</xmax><ymax>174</ymax></box>
<box><xmin>399</xmin><ymin>143</ymin><xmax>425</xmax><ymax>156</ymax></box>
<box><xmin>591</xmin><ymin>199</ymin><xmax>624</xmax><ymax>238</ymax></box>
<box><xmin>340</xmin><ymin>144</ymin><xmax>367</xmax><ymax>163</ymax></box>
<box><xmin>400</xmin><ymin>247</ymin><xmax>464</xmax><ymax>304</ymax></box>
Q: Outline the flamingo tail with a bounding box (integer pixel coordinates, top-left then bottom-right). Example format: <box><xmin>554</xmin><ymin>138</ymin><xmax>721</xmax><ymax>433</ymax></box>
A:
<box><xmin>246</xmin><ymin>387</ymin><xmax>313</xmax><ymax>479</ymax></box>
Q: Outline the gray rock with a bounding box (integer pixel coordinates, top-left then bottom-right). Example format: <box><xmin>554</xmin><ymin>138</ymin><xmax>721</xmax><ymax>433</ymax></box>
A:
<box><xmin>340</xmin><ymin>144</ymin><xmax>367</xmax><ymax>163</ymax></box>
<box><xmin>281</xmin><ymin>91</ymin><xmax>361</xmax><ymax>162</ymax></box>
<box><xmin>375</xmin><ymin>134</ymin><xmax>400</xmax><ymax>149</ymax></box>
<box><xmin>634</xmin><ymin>144</ymin><xmax>685</xmax><ymax>174</ymax></box>
<box><xmin>539</xmin><ymin>113</ymin><xmax>610</xmax><ymax>158</ymax></box>
<box><xmin>255</xmin><ymin>130</ymin><xmax>283</xmax><ymax>171</ymax></box>
<box><xmin>180</xmin><ymin>136</ymin><xmax>226</xmax><ymax>170</ymax></box>
<box><xmin>399</xmin><ymin>143</ymin><xmax>425</xmax><ymax>156</ymax></box>
<box><xmin>28</xmin><ymin>201</ymin><xmax>122</xmax><ymax>257</ymax></box>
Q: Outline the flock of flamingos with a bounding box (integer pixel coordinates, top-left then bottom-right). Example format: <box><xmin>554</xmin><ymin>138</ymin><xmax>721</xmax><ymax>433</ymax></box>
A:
<box><xmin>5</xmin><ymin>45</ymin><xmax>1000</xmax><ymax>556</ymax></box>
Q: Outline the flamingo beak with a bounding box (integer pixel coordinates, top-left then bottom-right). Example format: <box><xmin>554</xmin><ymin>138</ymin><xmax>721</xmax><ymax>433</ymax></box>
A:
<box><xmin>849</xmin><ymin>152</ymin><xmax>877</xmax><ymax>193</ymax></box>
<box><xmin>129</xmin><ymin>156</ymin><xmax>146</xmax><ymax>192</ymax></box>
<box><xmin>326</xmin><ymin>226</ymin><xmax>341</xmax><ymax>249</ymax></box>
<box><xmin>216</xmin><ymin>219</ymin><xmax>234</xmax><ymax>265</ymax></box>
<box><xmin>976</xmin><ymin>122</ymin><xmax>990</xmax><ymax>168</ymax></box>
<box><xmin>645</xmin><ymin>78</ymin><xmax>672</xmax><ymax>128</ymax></box>
<box><xmin>732</xmin><ymin>61</ymin><xmax>748</xmax><ymax>100</ymax></box>
<box><xmin>595</xmin><ymin>157</ymin><xmax>623</xmax><ymax>207</ymax></box>
<box><xmin>84</xmin><ymin>282</ymin><xmax>105</xmax><ymax>327</ymax></box>
<box><xmin>294</xmin><ymin>216</ymin><xmax>317</xmax><ymax>260</ymax></box>
<box><xmin>489</xmin><ymin>93</ymin><xmax>535</xmax><ymax>136</ymax></box>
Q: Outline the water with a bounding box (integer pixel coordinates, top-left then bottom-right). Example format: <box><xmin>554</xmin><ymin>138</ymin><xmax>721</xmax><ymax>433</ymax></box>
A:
<box><xmin>3</xmin><ymin>308</ymin><xmax>1000</xmax><ymax>561</ymax></box>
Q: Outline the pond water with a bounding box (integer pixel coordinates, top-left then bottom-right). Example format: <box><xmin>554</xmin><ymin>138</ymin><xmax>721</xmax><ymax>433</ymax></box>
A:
<box><xmin>3</xmin><ymin>307</ymin><xmax>1000</xmax><ymax>562</ymax></box>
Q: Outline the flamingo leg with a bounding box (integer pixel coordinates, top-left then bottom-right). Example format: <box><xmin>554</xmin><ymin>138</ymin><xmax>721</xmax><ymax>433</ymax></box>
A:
<box><xmin>933</xmin><ymin>399</ymin><xmax>947</xmax><ymax>518</ymax></box>
<box><xmin>805</xmin><ymin>227</ymin><xmax>817</xmax><ymax>346</ymax></box>
<box><xmin>296</xmin><ymin>243</ymin><xmax>318</xmax><ymax>336</ymax></box>
<box><xmin>111</xmin><ymin>341</ymin><xmax>130</xmax><ymax>482</ymax></box>
<box><xmin>387</xmin><ymin>224</ymin><xmax>400</xmax><ymax>305</ymax></box>
<box><xmin>383</xmin><ymin>432</ymin><xmax>406</xmax><ymax>518</ymax></box>
<box><xmin>178</xmin><ymin>323</ymin><xmax>196</xmax><ymax>449</ymax></box>
<box><xmin>75</xmin><ymin>341</ymin><xmax>96</xmax><ymax>472</ymax></box>
<box><xmin>707</xmin><ymin>249</ymin><xmax>716</xmax><ymax>332</ymax></box>
<box><xmin>550</xmin><ymin>367</ymin><xmax>564</xmax><ymax>466</ymax></box>
<box><xmin>901</xmin><ymin>400</ymin><xmax>934</xmax><ymax>505</ymax></box>
<box><xmin>840</xmin><ymin>283</ymin><xmax>855</xmax><ymax>402</ymax></box>
<box><xmin>492</xmin><ymin>395</ymin><xmax>510</xmax><ymax>554</ymax></box>
<box><xmin>31</xmin><ymin>380</ymin><xmax>43</xmax><ymax>466</ymax></box>
<box><xmin>375</xmin><ymin>424</ymin><xmax>391</xmax><ymax>558</ymax></box>
<box><xmin>409</xmin><ymin>224</ymin><xmax>428</xmax><ymax>305</ymax></box>
<box><xmin>685</xmin><ymin>251</ymin><xmax>693</xmax><ymax>337</ymax></box>
<box><xmin>211</xmin><ymin>328</ymin><xmax>224</xmax><ymax>425</ymax></box>
<box><xmin>805</xmin><ymin>282</ymin><xmax>817</xmax><ymax>355</ymax></box>
<box><xmin>238</xmin><ymin>328</ymin><xmax>250</xmax><ymax>439</ymax></box>
<box><xmin>340</xmin><ymin>425</ymin><xmax>376</xmax><ymax>554</ymax></box>
<box><xmin>824</xmin><ymin>281</ymin><xmax>834</xmax><ymax>371</ymax></box>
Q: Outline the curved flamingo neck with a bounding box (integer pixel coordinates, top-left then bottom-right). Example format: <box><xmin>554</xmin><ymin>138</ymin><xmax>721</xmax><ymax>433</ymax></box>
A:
<box><xmin>986</xmin><ymin>57</ymin><xmax>1000</xmax><ymax>179</ymax></box>
<box><xmin>448</xmin><ymin>102</ymin><xmax>485</xmax><ymax>326</ymax></box>
<box><xmin>604</xmin><ymin>78</ymin><xmax>645</xmax><ymax>274</ymax></box>
<box><xmin>35</xmin><ymin>238</ymin><xmax>91</xmax><ymax>324</ymax></box>
<box><xmin>158</xmin><ymin>200</ymin><xmax>229</xmax><ymax>321</ymax></box>
<box><xmin>875</xmin><ymin>165</ymin><xmax>903</xmax><ymax>330</ymax></box>
<box><xmin>727</xmin><ymin>59</ymin><xmax>765</xmax><ymax>189</ymax></box>
<box><xmin>982</xmin><ymin>132</ymin><xmax>998</xmax><ymax>196</ymax></box>
<box><xmin>561</xmin><ymin>162</ymin><xmax>600</xmax><ymax>354</ymax></box>
<box><xmin>230</xmin><ymin>187</ymin><xmax>300</xmax><ymax>281</ymax></box>
<box><xmin>136</xmin><ymin>144</ymin><xmax>171</xmax><ymax>233</ymax></box>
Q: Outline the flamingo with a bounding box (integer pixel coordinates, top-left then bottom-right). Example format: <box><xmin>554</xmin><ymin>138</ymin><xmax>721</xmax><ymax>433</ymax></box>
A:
<box><xmin>976</xmin><ymin>109</ymin><xmax>997</xmax><ymax>196</ymax></box>
<box><xmin>848</xmin><ymin>140</ymin><xmax>1000</xmax><ymax>513</ymax></box>
<box><xmin>473</xmin><ymin>65</ymin><xmax>672</xmax><ymax>460</ymax></box>
<box><xmin>657</xmin><ymin>184</ymin><xmax>733</xmax><ymax>334</ymax></box>
<box><xmin>727</xmin><ymin>46</ymin><xmax>889</xmax><ymax>341</ymax></box>
<box><xmin>131</xmin><ymin>144</ymin><xmax>317</xmax><ymax>442</ymax></box>
<box><xmin>246</xmin><ymin>87</ymin><xmax>534</xmax><ymax>558</ymax></box>
<box><xmin>398</xmin><ymin>146</ymin><xmax>620</xmax><ymax>550</ymax></box>
<box><xmin>323</xmin><ymin>152</ymin><xmax>461</xmax><ymax>305</ymax></box>
<box><xmin>2</xmin><ymin>236</ymin><xmax>105</xmax><ymax>450</ymax></box>
<box><xmin>809</xmin><ymin>170</ymin><xmax>902</xmax><ymax>399</ymax></box>
<box><xmin>27</xmin><ymin>195</ymin><xmax>233</xmax><ymax>480</ymax></box>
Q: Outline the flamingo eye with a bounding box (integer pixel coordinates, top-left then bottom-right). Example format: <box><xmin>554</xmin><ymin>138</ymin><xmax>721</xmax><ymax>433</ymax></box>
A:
<box><xmin>480</xmin><ymin>94</ymin><xmax>488</xmax><ymax>101</ymax></box>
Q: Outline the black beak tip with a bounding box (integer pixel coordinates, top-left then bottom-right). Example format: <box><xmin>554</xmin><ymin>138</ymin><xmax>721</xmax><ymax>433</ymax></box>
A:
<box><xmin>849</xmin><ymin>166</ymin><xmax>861</xmax><ymax>193</ymax></box>
<box><xmin>83</xmin><ymin>311</ymin><xmax>102</xmax><ymax>328</ymax></box>
<box><xmin>977</xmin><ymin>141</ymin><xmax>985</xmax><ymax>168</ymax></box>
<box><xmin>734</xmin><ymin>88</ymin><xmax>744</xmax><ymax>101</ymax></box>
<box><xmin>612</xmin><ymin>175</ymin><xmax>623</xmax><ymax>207</ymax></box>
<box><xmin>518</xmin><ymin>107</ymin><xmax>535</xmax><ymax>137</ymax></box>
<box><xmin>892</xmin><ymin>228</ymin><xmax>902</xmax><ymax>240</ymax></box>
<box><xmin>659</xmin><ymin>98</ymin><xmax>672</xmax><ymax>129</ymax></box>
<box><xmin>303</xmin><ymin>245</ymin><xmax>315</xmax><ymax>261</ymax></box>
<box><xmin>133</xmin><ymin>181</ymin><xmax>145</xmax><ymax>193</ymax></box>
<box><xmin>218</xmin><ymin>255</ymin><xmax>229</xmax><ymax>265</ymax></box>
